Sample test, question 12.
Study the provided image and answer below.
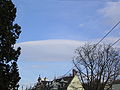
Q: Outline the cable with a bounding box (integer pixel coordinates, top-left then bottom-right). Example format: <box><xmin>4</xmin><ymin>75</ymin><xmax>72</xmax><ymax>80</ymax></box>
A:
<box><xmin>63</xmin><ymin>38</ymin><xmax>120</xmax><ymax>76</ymax></box>
<box><xmin>94</xmin><ymin>20</ymin><xmax>120</xmax><ymax>48</ymax></box>
<box><xmin>64</xmin><ymin>38</ymin><xmax>120</xmax><ymax>76</ymax></box>
<box><xmin>63</xmin><ymin>66</ymin><xmax>75</xmax><ymax>76</ymax></box>
<box><xmin>63</xmin><ymin>20</ymin><xmax>120</xmax><ymax>76</ymax></box>
<box><xmin>111</xmin><ymin>38</ymin><xmax>120</xmax><ymax>47</ymax></box>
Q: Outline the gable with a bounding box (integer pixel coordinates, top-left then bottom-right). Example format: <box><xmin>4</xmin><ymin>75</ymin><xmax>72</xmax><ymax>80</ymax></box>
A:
<box><xmin>67</xmin><ymin>75</ymin><xmax>84</xmax><ymax>90</ymax></box>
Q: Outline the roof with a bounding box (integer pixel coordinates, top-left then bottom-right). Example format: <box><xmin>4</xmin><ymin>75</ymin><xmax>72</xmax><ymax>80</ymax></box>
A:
<box><xmin>113</xmin><ymin>80</ymin><xmax>120</xmax><ymax>84</ymax></box>
<box><xmin>54</xmin><ymin>75</ymin><xmax>74</xmax><ymax>89</ymax></box>
<box><xmin>112</xmin><ymin>80</ymin><xmax>120</xmax><ymax>90</ymax></box>
<box><xmin>112</xmin><ymin>84</ymin><xmax>120</xmax><ymax>90</ymax></box>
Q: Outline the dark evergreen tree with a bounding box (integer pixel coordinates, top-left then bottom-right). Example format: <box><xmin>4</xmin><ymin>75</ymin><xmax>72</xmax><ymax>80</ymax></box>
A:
<box><xmin>0</xmin><ymin>0</ymin><xmax>21</xmax><ymax>90</ymax></box>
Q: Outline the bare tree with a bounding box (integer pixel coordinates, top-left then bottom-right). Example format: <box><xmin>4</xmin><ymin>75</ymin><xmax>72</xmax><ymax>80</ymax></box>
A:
<box><xmin>73</xmin><ymin>44</ymin><xmax>120</xmax><ymax>90</ymax></box>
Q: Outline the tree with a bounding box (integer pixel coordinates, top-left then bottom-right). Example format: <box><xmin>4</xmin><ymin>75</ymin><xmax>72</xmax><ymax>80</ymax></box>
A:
<box><xmin>0</xmin><ymin>0</ymin><xmax>21</xmax><ymax>90</ymax></box>
<box><xmin>73</xmin><ymin>44</ymin><xmax>120</xmax><ymax>90</ymax></box>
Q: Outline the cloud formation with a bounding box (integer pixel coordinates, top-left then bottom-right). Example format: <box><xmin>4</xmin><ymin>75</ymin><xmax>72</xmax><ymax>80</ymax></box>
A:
<box><xmin>98</xmin><ymin>1</ymin><xmax>120</xmax><ymax>22</ymax></box>
<box><xmin>16</xmin><ymin>40</ymin><xmax>85</xmax><ymax>61</ymax></box>
<box><xmin>16</xmin><ymin>38</ymin><xmax>120</xmax><ymax>62</ymax></box>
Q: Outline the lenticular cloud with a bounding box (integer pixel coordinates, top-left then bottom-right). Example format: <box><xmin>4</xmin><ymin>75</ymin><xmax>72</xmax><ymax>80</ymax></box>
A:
<box><xmin>15</xmin><ymin>39</ymin><xmax>85</xmax><ymax>61</ymax></box>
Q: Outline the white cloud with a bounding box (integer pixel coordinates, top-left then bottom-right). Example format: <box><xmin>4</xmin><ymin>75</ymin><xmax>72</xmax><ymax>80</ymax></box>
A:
<box><xmin>98</xmin><ymin>1</ymin><xmax>120</xmax><ymax>22</ymax></box>
<box><xmin>16</xmin><ymin>39</ymin><xmax>85</xmax><ymax>61</ymax></box>
<box><xmin>16</xmin><ymin>39</ymin><xmax>120</xmax><ymax>62</ymax></box>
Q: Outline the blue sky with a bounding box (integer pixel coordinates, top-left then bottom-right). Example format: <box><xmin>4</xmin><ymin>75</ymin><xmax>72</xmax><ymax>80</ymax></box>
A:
<box><xmin>14</xmin><ymin>0</ymin><xmax>111</xmax><ymax>42</ymax></box>
<box><xmin>12</xmin><ymin>0</ymin><xmax>120</xmax><ymax>89</ymax></box>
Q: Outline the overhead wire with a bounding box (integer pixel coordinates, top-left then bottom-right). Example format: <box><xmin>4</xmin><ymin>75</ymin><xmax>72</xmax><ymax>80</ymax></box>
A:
<box><xmin>93</xmin><ymin>20</ymin><xmax>120</xmax><ymax>48</ymax></box>
<box><xmin>63</xmin><ymin>20</ymin><xmax>120</xmax><ymax>76</ymax></box>
<box><xmin>111</xmin><ymin>38</ymin><xmax>120</xmax><ymax>47</ymax></box>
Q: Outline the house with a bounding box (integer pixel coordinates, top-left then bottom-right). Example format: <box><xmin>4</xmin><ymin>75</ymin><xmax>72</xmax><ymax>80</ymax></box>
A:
<box><xmin>27</xmin><ymin>70</ymin><xmax>120</xmax><ymax>90</ymax></box>
<box><xmin>34</xmin><ymin>69</ymin><xmax>84</xmax><ymax>90</ymax></box>
<box><xmin>112</xmin><ymin>80</ymin><xmax>120</xmax><ymax>90</ymax></box>
<box><xmin>26</xmin><ymin>69</ymin><xmax>120</xmax><ymax>90</ymax></box>
<box><xmin>67</xmin><ymin>73</ymin><xmax>84</xmax><ymax>90</ymax></box>
<box><xmin>112</xmin><ymin>84</ymin><xmax>120</xmax><ymax>90</ymax></box>
<box><xmin>50</xmin><ymin>69</ymin><xmax>84</xmax><ymax>90</ymax></box>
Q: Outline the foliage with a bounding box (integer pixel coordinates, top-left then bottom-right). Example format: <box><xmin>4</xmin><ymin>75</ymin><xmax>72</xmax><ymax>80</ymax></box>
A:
<box><xmin>0</xmin><ymin>0</ymin><xmax>21</xmax><ymax>90</ymax></box>
<box><xmin>73</xmin><ymin>44</ymin><xmax>120</xmax><ymax>90</ymax></box>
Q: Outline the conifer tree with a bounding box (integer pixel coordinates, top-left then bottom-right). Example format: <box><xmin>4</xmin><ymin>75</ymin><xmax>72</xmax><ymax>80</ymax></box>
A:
<box><xmin>0</xmin><ymin>0</ymin><xmax>21</xmax><ymax>90</ymax></box>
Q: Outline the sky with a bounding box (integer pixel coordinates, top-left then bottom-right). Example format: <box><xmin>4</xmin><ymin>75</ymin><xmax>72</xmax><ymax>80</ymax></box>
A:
<box><xmin>12</xmin><ymin>0</ymin><xmax>120</xmax><ymax>89</ymax></box>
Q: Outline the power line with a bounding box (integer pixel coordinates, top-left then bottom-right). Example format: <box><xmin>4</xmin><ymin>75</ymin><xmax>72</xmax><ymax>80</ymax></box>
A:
<box><xmin>63</xmin><ymin>20</ymin><xmax>120</xmax><ymax>76</ymax></box>
<box><xmin>94</xmin><ymin>20</ymin><xmax>120</xmax><ymax>48</ymax></box>
<box><xmin>63</xmin><ymin>65</ymin><xmax>75</xmax><ymax>76</ymax></box>
<box><xmin>63</xmin><ymin>38</ymin><xmax>120</xmax><ymax>76</ymax></box>
<box><xmin>111</xmin><ymin>38</ymin><xmax>120</xmax><ymax>47</ymax></box>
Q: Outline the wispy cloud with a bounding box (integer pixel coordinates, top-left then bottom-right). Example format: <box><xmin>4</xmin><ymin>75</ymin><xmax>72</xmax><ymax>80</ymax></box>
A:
<box><xmin>79</xmin><ymin>24</ymin><xmax>85</xmax><ymax>27</ymax></box>
<box><xmin>98</xmin><ymin>1</ymin><xmax>120</xmax><ymax>22</ymax></box>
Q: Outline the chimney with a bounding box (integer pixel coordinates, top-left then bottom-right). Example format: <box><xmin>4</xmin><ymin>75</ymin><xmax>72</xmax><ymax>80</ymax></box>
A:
<box><xmin>38</xmin><ymin>75</ymin><xmax>41</xmax><ymax>82</ymax></box>
<box><xmin>44</xmin><ymin>77</ymin><xmax>47</xmax><ymax>81</ymax></box>
<box><xmin>72</xmin><ymin>69</ymin><xmax>77</xmax><ymax>76</ymax></box>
